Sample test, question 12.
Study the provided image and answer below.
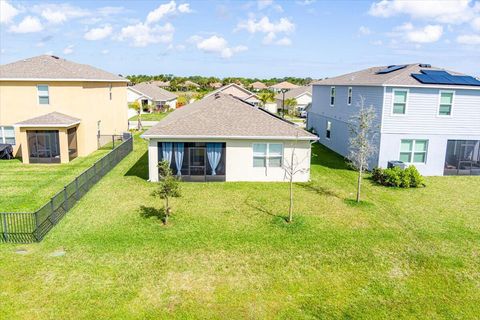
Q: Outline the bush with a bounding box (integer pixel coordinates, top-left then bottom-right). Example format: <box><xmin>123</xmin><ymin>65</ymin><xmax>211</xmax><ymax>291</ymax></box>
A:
<box><xmin>371</xmin><ymin>165</ymin><xmax>425</xmax><ymax>188</ymax></box>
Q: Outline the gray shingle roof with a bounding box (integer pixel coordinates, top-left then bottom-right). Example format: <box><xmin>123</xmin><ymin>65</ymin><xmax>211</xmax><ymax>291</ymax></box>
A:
<box><xmin>0</xmin><ymin>55</ymin><xmax>127</xmax><ymax>82</ymax></box>
<box><xmin>314</xmin><ymin>63</ymin><xmax>475</xmax><ymax>88</ymax></box>
<box><xmin>275</xmin><ymin>85</ymin><xmax>312</xmax><ymax>100</ymax></box>
<box><xmin>16</xmin><ymin>112</ymin><xmax>81</xmax><ymax>127</ymax></box>
<box><xmin>142</xmin><ymin>93</ymin><xmax>317</xmax><ymax>140</ymax></box>
<box><xmin>131</xmin><ymin>82</ymin><xmax>177</xmax><ymax>101</ymax></box>
<box><xmin>204</xmin><ymin>83</ymin><xmax>259</xmax><ymax>101</ymax></box>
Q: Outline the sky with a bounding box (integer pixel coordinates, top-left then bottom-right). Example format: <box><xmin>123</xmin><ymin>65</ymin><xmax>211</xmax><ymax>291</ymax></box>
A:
<box><xmin>1</xmin><ymin>0</ymin><xmax>480</xmax><ymax>78</ymax></box>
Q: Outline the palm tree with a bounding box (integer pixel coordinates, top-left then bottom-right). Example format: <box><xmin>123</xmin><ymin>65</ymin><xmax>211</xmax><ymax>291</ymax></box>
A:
<box><xmin>130</xmin><ymin>101</ymin><xmax>142</xmax><ymax>130</ymax></box>
<box><xmin>258</xmin><ymin>91</ymin><xmax>275</xmax><ymax>107</ymax></box>
<box><xmin>284</xmin><ymin>98</ymin><xmax>298</xmax><ymax>116</ymax></box>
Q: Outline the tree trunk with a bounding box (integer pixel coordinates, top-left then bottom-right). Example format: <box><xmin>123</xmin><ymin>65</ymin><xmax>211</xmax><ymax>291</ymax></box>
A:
<box><xmin>288</xmin><ymin>175</ymin><xmax>293</xmax><ymax>223</ymax></box>
<box><xmin>137</xmin><ymin>110</ymin><xmax>143</xmax><ymax>131</ymax></box>
<box><xmin>356</xmin><ymin>163</ymin><xmax>363</xmax><ymax>203</ymax></box>
<box><xmin>164</xmin><ymin>197</ymin><xmax>169</xmax><ymax>224</ymax></box>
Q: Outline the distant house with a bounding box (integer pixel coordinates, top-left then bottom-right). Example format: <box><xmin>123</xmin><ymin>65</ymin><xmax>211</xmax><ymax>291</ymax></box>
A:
<box><xmin>250</xmin><ymin>81</ymin><xmax>268</xmax><ymax>91</ymax></box>
<box><xmin>127</xmin><ymin>82</ymin><xmax>178</xmax><ymax>112</ymax></box>
<box><xmin>308</xmin><ymin>63</ymin><xmax>480</xmax><ymax>176</ymax></box>
<box><xmin>179</xmin><ymin>80</ymin><xmax>200</xmax><ymax>91</ymax></box>
<box><xmin>269</xmin><ymin>81</ymin><xmax>300</xmax><ymax>93</ymax></box>
<box><xmin>150</xmin><ymin>80</ymin><xmax>170</xmax><ymax>88</ymax></box>
<box><xmin>204</xmin><ymin>83</ymin><xmax>261</xmax><ymax>106</ymax></box>
<box><xmin>210</xmin><ymin>82</ymin><xmax>223</xmax><ymax>89</ymax></box>
<box><xmin>142</xmin><ymin>93</ymin><xmax>317</xmax><ymax>182</ymax></box>
<box><xmin>275</xmin><ymin>86</ymin><xmax>312</xmax><ymax>114</ymax></box>
<box><xmin>0</xmin><ymin>55</ymin><xmax>128</xmax><ymax>164</ymax></box>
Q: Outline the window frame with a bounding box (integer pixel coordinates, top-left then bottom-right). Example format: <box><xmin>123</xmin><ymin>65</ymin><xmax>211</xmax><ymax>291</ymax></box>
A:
<box><xmin>391</xmin><ymin>88</ymin><xmax>408</xmax><ymax>116</ymax></box>
<box><xmin>347</xmin><ymin>87</ymin><xmax>352</xmax><ymax>106</ymax></box>
<box><xmin>326</xmin><ymin>120</ymin><xmax>332</xmax><ymax>140</ymax></box>
<box><xmin>399</xmin><ymin>139</ymin><xmax>428</xmax><ymax>164</ymax></box>
<box><xmin>437</xmin><ymin>90</ymin><xmax>454</xmax><ymax>117</ymax></box>
<box><xmin>37</xmin><ymin>84</ymin><xmax>50</xmax><ymax>105</ymax></box>
<box><xmin>0</xmin><ymin>126</ymin><xmax>16</xmax><ymax>145</ymax></box>
<box><xmin>330</xmin><ymin>86</ymin><xmax>335</xmax><ymax>107</ymax></box>
<box><xmin>252</xmin><ymin>143</ymin><xmax>284</xmax><ymax>168</ymax></box>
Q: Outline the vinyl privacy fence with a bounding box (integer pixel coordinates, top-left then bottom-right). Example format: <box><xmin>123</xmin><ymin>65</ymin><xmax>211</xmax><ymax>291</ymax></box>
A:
<box><xmin>0</xmin><ymin>136</ymin><xmax>133</xmax><ymax>243</ymax></box>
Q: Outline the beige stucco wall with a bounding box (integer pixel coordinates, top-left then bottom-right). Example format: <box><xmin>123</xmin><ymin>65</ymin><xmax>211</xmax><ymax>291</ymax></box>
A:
<box><xmin>0</xmin><ymin>81</ymin><xmax>128</xmax><ymax>160</ymax></box>
<box><xmin>147</xmin><ymin>138</ymin><xmax>312</xmax><ymax>182</ymax></box>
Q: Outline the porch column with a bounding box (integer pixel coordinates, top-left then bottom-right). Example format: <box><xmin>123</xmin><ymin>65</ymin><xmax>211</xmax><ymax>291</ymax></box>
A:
<box><xmin>58</xmin><ymin>128</ymin><xmax>69</xmax><ymax>164</ymax></box>
<box><xmin>148</xmin><ymin>139</ymin><xmax>159</xmax><ymax>182</ymax></box>
<box><xmin>18</xmin><ymin>128</ymin><xmax>30</xmax><ymax>164</ymax></box>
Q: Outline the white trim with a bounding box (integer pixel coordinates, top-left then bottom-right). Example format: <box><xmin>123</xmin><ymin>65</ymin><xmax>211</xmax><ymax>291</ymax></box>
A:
<box><xmin>252</xmin><ymin>142</ymin><xmax>284</xmax><ymax>169</ymax></box>
<box><xmin>391</xmin><ymin>88</ymin><xmax>409</xmax><ymax>116</ymax></box>
<box><xmin>141</xmin><ymin>134</ymin><xmax>317</xmax><ymax>141</ymax></box>
<box><xmin>399</xmin><ymin>139</ymin><xmax>429</xmax><ymax>164</ymax></box>
<box><xmin>37</xmin><ymin>84</ymin><xmax>50</xmax><ymax>105</ymax></box>
<box><xmin>325</xmin><ymin>120</ymin><xmax>332</xmax><ymax>140</ymax></box>
<box><xmin>330</xmin><ymin>86</ymin><xmax>335</xmax><ymax>107</ymax></box>
<box><xmin>15</xmin><ymin>121</ymin><xmax>80</xmax><ymax>128</ymax></box>
<box><xmin>347</xmin><ymin>87</ymin><xmax>352</xmax><ymax>106</ymax></box>
<box><xmin>383</xmin><ymin>83</ymin><xmax>480</xmax><ymax>90</ymax></box>
<box><xmin>0</xmin><ymin>126</ymin><xmax>16</xmax><ymax>145</ymax></box>
<box><xmin>0</xmin><ymin>78</ymin><xmax>128</xmax><ymax>82</ymax></box>
<box><xmin>437</xmin><ymin>90</ymin><xmax>455</xmax><ymax>117</ymax></box>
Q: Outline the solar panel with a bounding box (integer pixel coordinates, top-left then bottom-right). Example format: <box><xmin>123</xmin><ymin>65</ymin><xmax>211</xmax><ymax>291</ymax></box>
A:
<box><xmin>376</xmin><ymin>65</ymin><xmax>407</xmax><ymax>74</ymax></box>
<box><xmin>412</xmin><ymin>70</ymin><xmax>480</xmax><ymax>86</ymax></box>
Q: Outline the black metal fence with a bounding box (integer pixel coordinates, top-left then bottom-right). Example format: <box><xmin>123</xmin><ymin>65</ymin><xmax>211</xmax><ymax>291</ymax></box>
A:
<box><xmin>0</xmin><ymin>136</ymin><xmax>133</xmax><ymax>243</ymax></box>
<box><xmin>97</xmin><ymin>134</ymin><xmax>124</xmax><ymax>150</ymax></box>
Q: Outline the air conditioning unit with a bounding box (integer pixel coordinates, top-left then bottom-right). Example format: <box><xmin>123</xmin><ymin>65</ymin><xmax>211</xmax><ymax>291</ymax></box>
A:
<box><xmin>387</xmin><ymin>160</ymin><xmax>406</xmax><ymax>170</ymax></box>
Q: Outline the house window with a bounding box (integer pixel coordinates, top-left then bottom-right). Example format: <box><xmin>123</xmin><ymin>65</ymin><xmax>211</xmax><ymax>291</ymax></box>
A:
<box><xmin>37</xmin><ymin>85</ymin><xmax>49</xmax><ymax>104</ymax></box>
<box><xmin>326</xmin><ymin>120</ymin><xmax>332</xmax><ymax>139</ymax></box>
<box><xmin>400</xmin><ymin>139</ymin><xmax>428</xmax><ymax>163</ymax></box>
<box><xmin>253</xmin><ymin>143</ymin><xmax>283</xmax><ymax>168</ymax></box>
<box><xmin>0</xmin><ymin>126</ymin><xmax>15</xmax><ymax>145</ymax></box>
<box><xmin>393</xmin><ymin>89</ymin><xmax>407</xmax><ymax>114</ymax></box>
<box><xmin>439</xmin><ymin>91</ymin><xmax>453</xmax><ymax>116</ymax></box>
<box><xmin>347</xmin><ymin>87</ymin><xmax>352</xmax><ymax>105</ymax></box>
<box><xmin>109</xmin><ymin>84</ymin><xmax>112</xmax><ymax>100</ymax></box>
<box><xmin>330</xmin><ymin>86</ymin><xmax>335</xmax><ymax>106</ymax></box>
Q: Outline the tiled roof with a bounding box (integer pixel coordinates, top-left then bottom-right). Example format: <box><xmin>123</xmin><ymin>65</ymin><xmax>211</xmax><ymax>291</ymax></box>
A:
<box><xmin>130</xmin><ymin>82</ymin><xmax>177</xmax><ymax>101</ymax></box>
<box><xmin>16</xmin><ymin>112</ymin><xmax>81</xmax><ymax>127</ymax></box>
<box><xmin>0</xmin><ymin>55</ymin><xmax>127</xmax><ymax>82</ymax></box>
<box><xmin>143</xmin><ymin>93</ymin><xmax>317</xmax><ymax>140</ymax></box>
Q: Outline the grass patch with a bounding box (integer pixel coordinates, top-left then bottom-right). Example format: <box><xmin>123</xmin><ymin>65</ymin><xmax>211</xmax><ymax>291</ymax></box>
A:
<box><xmin>129</xmin><ymin>112</ymin><xmax>170</xmax><ymax>121</ymax></box>
<box><xmin>0</xmin><ymin>137</ymin><xmax>479</xmax><ymax>318</ymax></box>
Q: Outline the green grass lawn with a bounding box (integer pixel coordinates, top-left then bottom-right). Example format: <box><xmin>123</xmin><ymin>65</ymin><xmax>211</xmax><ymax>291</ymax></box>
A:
<box><xmin>0</xmin><ymin>136</ymin><xmax>479</xmax><ymax>319</ymax></box>
<box><xmin>129</xmin><ymin>112</ymin><xmax>170</xmax><ymax>121</ymax></box>
<box><xmin>0</xmin><ymin>149</ymin><xmax>110</xmax><ymax>212</ymax></box>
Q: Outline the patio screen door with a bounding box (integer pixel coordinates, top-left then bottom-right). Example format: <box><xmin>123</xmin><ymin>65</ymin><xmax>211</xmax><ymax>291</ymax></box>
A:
<box><xmin>27</xmin><ymin>130</ymin><xmax>61</xmax><ymax>163</ymax></box>
<box><xmin>189</xmin><ymin>147</ymin><xmax>206</xmax><ymax>176</ymax></box>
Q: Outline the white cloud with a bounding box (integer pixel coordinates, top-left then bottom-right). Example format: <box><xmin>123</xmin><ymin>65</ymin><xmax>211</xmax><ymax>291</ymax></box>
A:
<box><xmin>84</xmin><ymin>25</ymin><xmax>113</xmax><ymax>40</ymax></box>
<box><xmin>257</xmin><ymin>0</ymin><xmax>283</xmax><ymax>12</ymax></box>
<box><xmin>0</xmin><ymin>0</ymin><xmax>20</xmax><ymax>24</ymax></box>
<box><xmin>191</xmin><ymin>35</ymin><xmax>247</xmax><ymax>58</ymax></box>
<box><xmin>237</xmin><ymin>16</ymin><xmax>294</xmax><ymax>34</ymax></box>
<box><xmin>457</xmin><ymin>34</ymin><xmax>480</xmax><ymax>45</ymax></box>
<box><xmin>97</xmin><ymin>6</ymin><xmax>125</xmax><ymax>16</ymax></box>
<box><xmin>472</xmin><ymin>17</ymin><xmax>480</xmax><ymax>31</ymax></box>
<box><xmin>369</xmin><ymin>0</ymin><xmax>477</xmax><ymax>24</ymax></box>
<box><xmin>9</xmin><ymin>16</ymin><xmax>43</xmax><ymax>33</ymax></box>
<box><xmin>275</xmin><ymin>37</ymin><xmax>292</xmax><ymax>46</ymax></box>
<box><xmin>101</xmin><ymin>49</ymin><xmax>109</xmax><ymax>54</ymax></box>
<box><xmin>358</xmin><ymin>26</ymin><xmax>371</xmax><ymax>35</ymax></box>
<box><xmin>146</xmin><ymin>1</ymin><xmax>191</xmax><ymax>24</ymax></box>
<box><xmin>262</xmin><ymin>32</ymin><xmax>292</xmax><ymax>45</ymax></box>
<box><xmin>63</xmin><ymin>44</ymin><xmax>74</xmax><ymax>55</ymax></box>
<box><xmin>391</xmin><ymin>23</ymin><xmax>443</xmax><ymax>43</ymax></box>
<box><xmin>38</xmin><ymin>4</ymin><xmax>89</xmax><ymax>24</ymax></box>
<box><xmin>117</xmin><ymin>22</ymin><xmax>174</xmax><ymax>47</ymax></box>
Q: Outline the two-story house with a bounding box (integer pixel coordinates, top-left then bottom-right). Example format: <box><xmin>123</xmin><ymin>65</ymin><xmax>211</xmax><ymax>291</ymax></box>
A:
<box><xmin>307</xmin><ymin>64</ymin><xmax>480</xmax><ymax>176</ymax></box>
<box><xmin>0</xmin><ymin>55</ymin><xmax>129</xmax><ymax>164</ymax></box>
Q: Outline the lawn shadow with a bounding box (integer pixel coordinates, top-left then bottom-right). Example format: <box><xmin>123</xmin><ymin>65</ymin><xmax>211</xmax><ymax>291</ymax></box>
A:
<box><xmin>344</xmin><ymin>198</ymin><xmax>375</xmax><ymax>208</ymax></box>
<box><xmin>245</xmin><ymin>198</ymin><xmax>289</xmax><ymax>222</ymax></box>
<box><xmin>311</xmin><ymin>143</ymin><xmax>351</xmax><ymax>170</ymax></box>
<box><xmin>298</xmin><ymin>181</ymin><xmax>340</xmax><ymax>198</ymax></box>
<box><xmin>125</xmin><ymin>151</ymin><xmax>149</xmax><ymax>180</ymax></box>
<box><xmin>139</xmin><ymin>205</ymin><xmax>166</xmax><ymax>223</ymax></box>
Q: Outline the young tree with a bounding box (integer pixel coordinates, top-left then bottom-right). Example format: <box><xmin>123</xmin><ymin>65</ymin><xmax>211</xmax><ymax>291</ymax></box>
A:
<box><xmin>129</xmin><ymin>101</ymin><xmax>143</xmax><ymax>130</ymax></box>
<box><xmin>284</xmin><ymin>98</ymin><xmax>298</xmax><ymax>116</ymax></box>
<box><xmin>283</xmin><ymin>136</ymin><xmax>310</xmax><ymax>223</ymax></box>
<box><xmin>152</xmin><ymin>160</ymin><xmax>181</xmax><ymax>224</ymax></box>
<box><xmin>347</xmin><ymin>96</ymin><xmax>377</xmax><ymax>203</ymax></box>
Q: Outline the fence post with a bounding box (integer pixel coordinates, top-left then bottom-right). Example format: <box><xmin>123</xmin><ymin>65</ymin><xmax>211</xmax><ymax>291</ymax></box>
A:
<box><xmin>33</xmin><ymin>211</ymin><xmax>40</xmax><ymax>241</ymax></box>
<box><xmin>50</xmin><ymin>198</ymin><xmax>55</xmax><ymax>223</ymax></box>
<box><xmin>75</xmin><ymin>177</ymin><xmax>79</xmax><ymax>200</ymax></box>
<box><xmin>2</xmin><ymin>213</ymin><xmax>8</xmax><ymax>242</ymax></box>
<box><xmin>64</xmin><ymin>186</ymin><xmax>68</xmax><ymax>211</ymax></box>
<box><xmin>112</xmin><ymin>135</ymin><xmax>115</xmax><ymax>149</ymax></box>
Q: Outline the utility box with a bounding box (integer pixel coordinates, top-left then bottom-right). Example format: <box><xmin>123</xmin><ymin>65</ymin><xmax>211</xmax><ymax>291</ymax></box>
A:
<box><xmin>387</xmin><ymin>160</ymin><xmax>406</xmax><ymax>170</ymax></box>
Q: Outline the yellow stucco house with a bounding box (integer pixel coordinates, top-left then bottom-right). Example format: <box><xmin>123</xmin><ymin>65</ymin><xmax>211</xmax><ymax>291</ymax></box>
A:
<box><xmin>0</xmin><ymin>55</ymin><xmax>129</xmax><ymax>164</ymax></box>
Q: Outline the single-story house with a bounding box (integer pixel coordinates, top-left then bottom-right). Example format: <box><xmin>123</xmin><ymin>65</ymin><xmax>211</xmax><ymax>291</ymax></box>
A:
<box><xmin>150</xmin><ymin>80</ymin><xmax>170</xmax><ymax>88</ymax></box>
<box><xmin>204</xmin><ymin>83</ymin><xmax>261</xmax><ymax>106</ymax></box>
<box><xmin>127</xmin><ymin>82</ymin><xmax>177</xmax><ymax>113</ymax></box>
<box><xmin>275</xmin><ymin>85</ymin><xmax>312</xmax><ymax>114</ymax></box>
<box><xmin>209</xmin><ymin>82</ymin><xmax>223</xmax><ymax>89</ymax></box>
<box><xmin>269</xmin><ymin>81</ymin><xmax>300</xmax><ymax>93</ymax></box>
<box><xmin>142</xmin><ymin>93</ymin><xmax>317</xmax><ymax>182</ymax></box>
<box><xmin>250</xmin><ymin>81</ymin><xmax>268</xmax><ymax>91</ymax></box>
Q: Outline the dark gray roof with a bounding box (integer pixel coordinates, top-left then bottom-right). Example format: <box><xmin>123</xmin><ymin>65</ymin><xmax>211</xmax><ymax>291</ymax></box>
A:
<box><xmin>0</xmin><ymin>55</ymin><xmax>127</xmax><ymax>82</ymax></box>
<box><xmin>130</xmin><ymin>82</ymin><xmax>177</xmax><ymax>101</ymax></box>
<box><xmin>313</xmin><ymin>63</ymin><xmax>475</xmax><ymax>88</ymax></box>
<box><xmin>143</xmin><ymin>93</ymin><xmax>316</xmax><ymax>140</ymax></box>
<box><xmin>275</xmin><ymin>85</ymin><xmax>312</xmax><ymax>100</ymax></box>
<box><xmin>16</xmin><ymin>112</ymin><xmax>80</xmax><ymax>127</ymax></box>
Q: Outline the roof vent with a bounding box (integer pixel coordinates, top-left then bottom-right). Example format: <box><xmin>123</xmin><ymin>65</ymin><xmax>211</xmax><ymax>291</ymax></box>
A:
<box><xmin>51</xmin><ymin>55</ymin><xmax>60</xmax><ymax>59</ymax></box>
<box><xmin>419</xmin><ymin>63</ymin><xmax>431</xmax><ymax>68</ymax></box>
<box><xmin>214</xmin><ymin>93</ymin><xmax>221</xmax><ymax>99</ymax></box>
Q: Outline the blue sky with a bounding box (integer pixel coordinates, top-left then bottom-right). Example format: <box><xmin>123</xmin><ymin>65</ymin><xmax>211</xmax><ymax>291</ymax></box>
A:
<box><xmin>1</xmin><ymin>0</ymin><xmax>480</xmax><ymax>78</ymax></box>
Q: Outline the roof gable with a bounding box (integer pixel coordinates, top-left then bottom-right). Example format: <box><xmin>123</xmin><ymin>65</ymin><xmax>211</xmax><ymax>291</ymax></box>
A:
<box><xmin>16</xmin><ymin>112</ymin><xmax>80</xmax><ymax>127</ymax></box>
<box><xmin>130</xmin><ymin>82</ymin><xmax>177</xmax><ymax>101</ymax></box>
<box><xmin>205</xmin><ymin>83</ymin><xmax>259</xmax><ymax>100</ymax></box>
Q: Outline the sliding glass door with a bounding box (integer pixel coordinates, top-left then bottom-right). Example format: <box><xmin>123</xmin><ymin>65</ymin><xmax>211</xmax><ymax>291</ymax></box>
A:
<box><xmin>27</xmin><ymin>130</ymin><xmax>61</xmax><ymax>163</ymax></box>
<box><xmin>444</xmin><ymin>140</ymin><xmax>480</xmax><ymax>175</ymax></box>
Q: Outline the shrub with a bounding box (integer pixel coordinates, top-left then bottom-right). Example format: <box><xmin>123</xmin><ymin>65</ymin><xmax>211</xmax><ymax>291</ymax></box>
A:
<box><xmin>371</xmin><ymin>165</ymin><xmax>425</xmax><ymax>188</ymax></box>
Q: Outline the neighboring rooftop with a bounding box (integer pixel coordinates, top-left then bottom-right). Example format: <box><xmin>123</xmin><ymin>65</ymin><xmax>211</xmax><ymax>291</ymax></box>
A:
<box><xmin>0</xmin><ymin>55</ymin><xmax>128</xmax><ymax>82</ymax></box>
<box><xmin>250</xmin><ymin>81</ymin><xmax>268</xmax><ymax>90</ymax></box>
<box><xmin>275</xmin><ymin>85</ymin><xmax>312</xmax><ymax>100</ymax></box>
<box><xmin>16</xmin><ymin>112</ymin><xmax>81</xmax><ymax>127</ymax></box>
<box><xmin>181</xmin><ymin>80</ymin><xmax>200</xmax><ymax>88</ymax></box>
<box><xmin>142</xmin><ymin>93</ymin><xmax>316</xmax><ymax>140</ymax></box>
<box><xmin>269</xmin><ymin>81</ymin><xmax>300</xmax><ymax>90</ymax></box>
<box><xmin>204</xmin><ymin>83</ymin><xmax>258</xmax><ymax>101</ymax></box>
<box><xmin>314</xmin><ymin>63</ymin><xmax>480</xmax><ymax>88</ymax></box>
<box><xmin>130</xmin><ymin>82</ymin><xmax>177</xmax><ymax>101</ymax></box>
<box><xmin>210</xmin><ymin>82</ymin><xmax>223</xmax><ymax>89</ymax></box>
<box><xmin>150</xmin><ymin>80</ymin><xmax>170</xmax><ymax>87</ymax></box>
